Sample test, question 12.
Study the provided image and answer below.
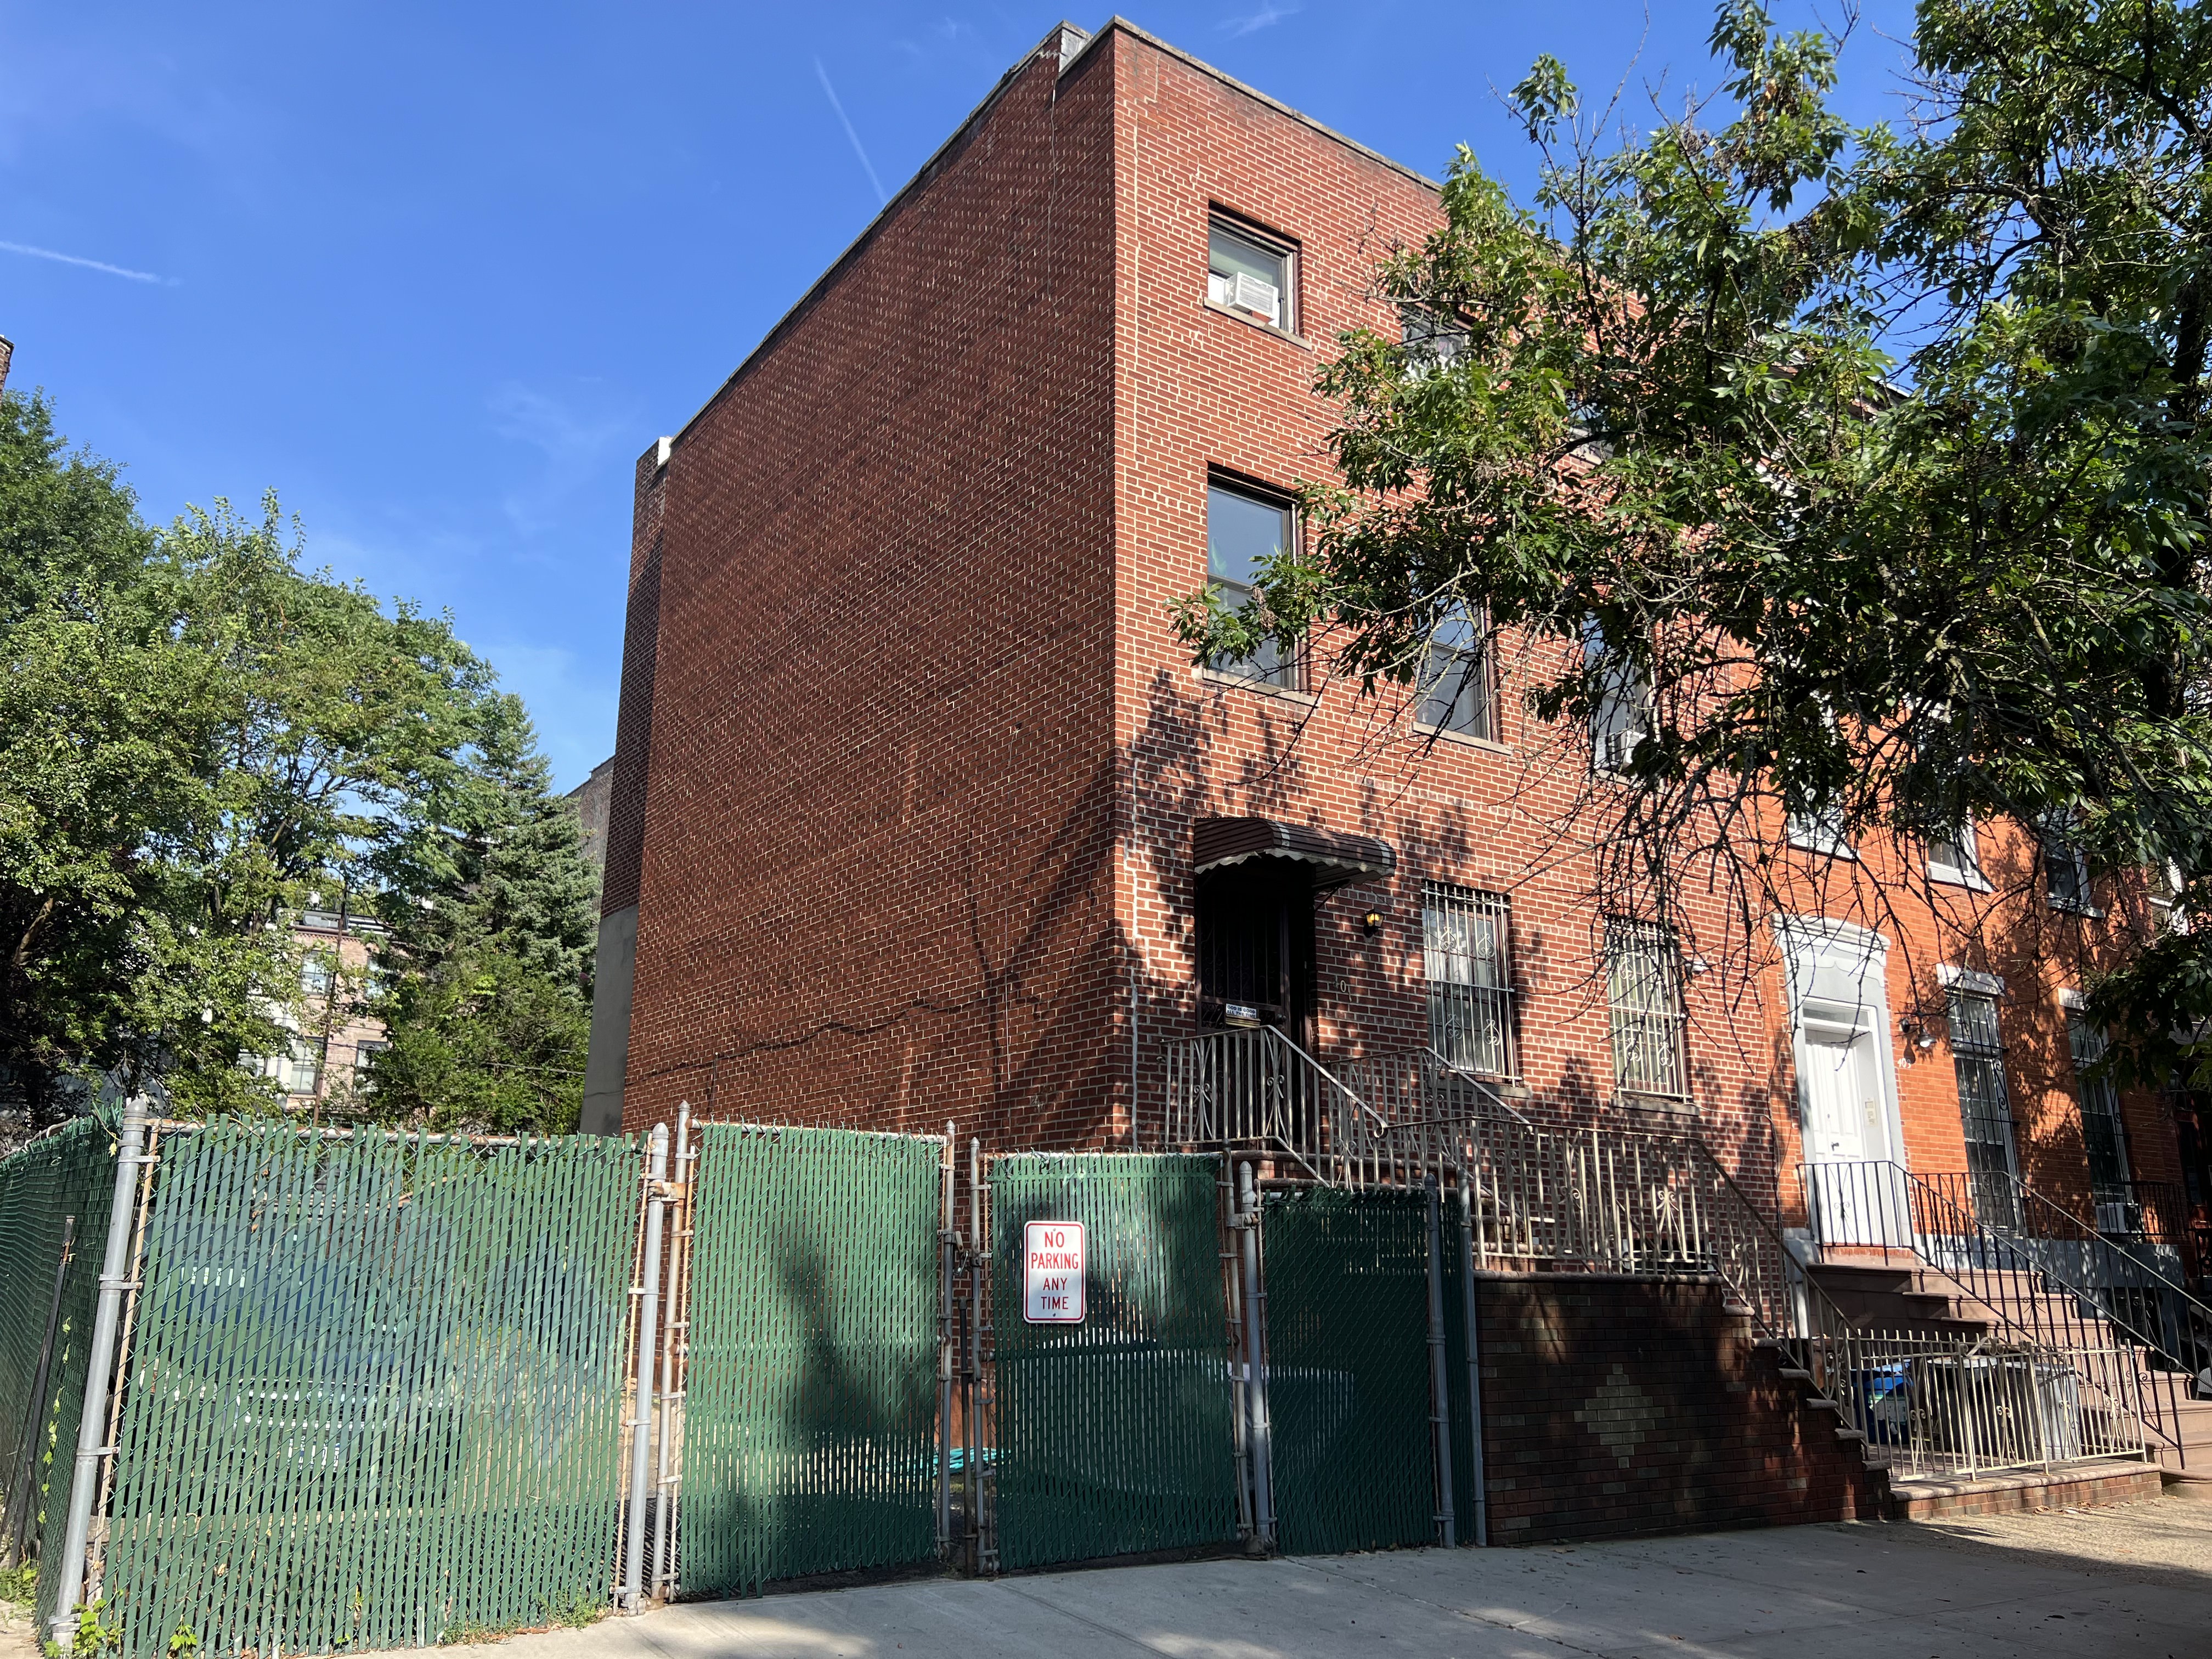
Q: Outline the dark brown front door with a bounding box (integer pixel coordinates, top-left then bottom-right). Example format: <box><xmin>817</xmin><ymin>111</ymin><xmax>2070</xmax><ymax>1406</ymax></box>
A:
<box><xmin>1195</xmin><ymin>861</ymin><xmax>1317</xmax><ymax>1049</ymax></box>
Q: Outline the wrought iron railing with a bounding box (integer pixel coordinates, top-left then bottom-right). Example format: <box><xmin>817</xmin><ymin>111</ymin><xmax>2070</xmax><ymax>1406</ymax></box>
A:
<box><xmin>1163</xmin><ymin>1035</ymin><xmax>1859</xmax><ymax>1401</ymax></box>
<box><xmin>1834</xmin><ymin>1330</ymin><xmax>2149</xmax><ymax>1481</ymax></box>
<box><xmin>1798</xmin><ymin>1158</ymin><xmax>2210</xmax><ymax>1468</ymax></box>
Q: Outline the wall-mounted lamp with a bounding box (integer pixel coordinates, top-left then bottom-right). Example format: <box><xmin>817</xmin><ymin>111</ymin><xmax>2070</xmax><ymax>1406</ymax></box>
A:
<box><xmin>1899</xmin><ymin>1015</ymin><xmax>1939</xmax><ymax>1054</ymax></box>
<box><xmin>1361</xmin><ymin>909</ymin><xmax>1384</xmax><ymax>936</ymax></box>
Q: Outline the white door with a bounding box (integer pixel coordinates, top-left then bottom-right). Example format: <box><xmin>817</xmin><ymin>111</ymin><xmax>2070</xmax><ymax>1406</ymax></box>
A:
<box><xmin>1803</xmin><ymin>1033</ymin><xmax>1897</xmax><ymax>1247</ymax></box>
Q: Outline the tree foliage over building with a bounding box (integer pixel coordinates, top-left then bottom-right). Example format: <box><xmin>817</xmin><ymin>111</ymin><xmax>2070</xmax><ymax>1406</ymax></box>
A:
<box><xmin>1178</xmin><ymin>0</ymin><xmax>2212</xmax><ymax>1080</ymax></box>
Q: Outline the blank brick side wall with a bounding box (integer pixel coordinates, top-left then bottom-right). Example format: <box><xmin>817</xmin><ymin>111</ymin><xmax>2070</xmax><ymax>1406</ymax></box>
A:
<box><xmin>1477</xmin><ymin>1276</ymin><xmax>1880</xmax><ymax>1543</ymax></box>
<box><xmin>618</xmin><ymin>41</ymin><xmax>1123</xmax><ymax>1144</ymax></box>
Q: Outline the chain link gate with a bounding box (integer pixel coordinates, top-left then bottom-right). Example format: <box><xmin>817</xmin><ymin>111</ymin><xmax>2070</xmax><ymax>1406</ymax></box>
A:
<box><xmin>1259</xmin><ymin>1185</ymin><xmax>1440</xmax><ymax>1556</ymax></box>
<box><xmin>97</xmin><ymin>1124</ymin><xmax>640</xmax><ymax>1656</ymax></box>
<box><xmin>986</xmin><ymin>1154</ymin><xmax>1241</xmax><ymax>1570</ymax></box>
<box><xmin>680</xmin><ymin>1124</ymin><xmax>944</xmax><ymax>1598</ymax></box>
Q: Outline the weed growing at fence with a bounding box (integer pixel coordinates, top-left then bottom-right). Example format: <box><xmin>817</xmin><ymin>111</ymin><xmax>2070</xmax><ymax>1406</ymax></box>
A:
<box><xmin>0</xmin><ymin>1561</ymin><xmax>32</xmax><ymax>1605</ymax></box>
<box><xmin>540</xmin><ymin>1590</ymin><xmax>601</xmax><ymax>1630</ymax></box>
<box><xmin>53</xmin><ymin>1598</ymin><xmax>119</xmax><ymax>1659</ymax></box>
<box><xmin>163</xmin><ymin>1624</ymin><xmax>197</xmax><ymax>1659</ymax></box>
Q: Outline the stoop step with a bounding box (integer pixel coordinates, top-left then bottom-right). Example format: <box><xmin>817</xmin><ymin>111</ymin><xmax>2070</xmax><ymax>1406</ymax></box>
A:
<box><xmin>1883</xmin><ymin>1459</ymin><xmax>2163</xmax><ymax>1521</ymax></box>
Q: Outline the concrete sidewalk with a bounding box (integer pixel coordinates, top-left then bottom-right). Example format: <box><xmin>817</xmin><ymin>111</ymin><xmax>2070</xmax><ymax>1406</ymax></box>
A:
<box><xmin>454</xmin><ymin>1498</ymin><xmax>2212</xmax><ymax>1658</ymax></box>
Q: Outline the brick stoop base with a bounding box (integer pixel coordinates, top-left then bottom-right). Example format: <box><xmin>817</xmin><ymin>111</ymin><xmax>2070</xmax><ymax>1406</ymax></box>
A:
<box><xmin>1881</xmin><ymin>1459</ymin><xmax>2164</xmax><ymax>1520</ymax></box>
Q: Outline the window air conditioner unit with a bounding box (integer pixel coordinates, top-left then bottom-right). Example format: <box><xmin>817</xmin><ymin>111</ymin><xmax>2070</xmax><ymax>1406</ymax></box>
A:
<box><xmin>1600</xmin><ymin>728</ymin><xmax>1644</xmax><ymax>770</ymax></box>
<box><xmin>1228</xmin><ymin>271</ymin><xmax>1280</xmax><ymax>325</ymax></box>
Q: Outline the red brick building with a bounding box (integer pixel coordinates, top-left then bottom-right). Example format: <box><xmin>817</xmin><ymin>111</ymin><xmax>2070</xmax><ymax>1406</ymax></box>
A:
<box><xmin>583</xmin><ymin>20</ymin><xmax>2208</xmax><ymax>1312</ymax></box>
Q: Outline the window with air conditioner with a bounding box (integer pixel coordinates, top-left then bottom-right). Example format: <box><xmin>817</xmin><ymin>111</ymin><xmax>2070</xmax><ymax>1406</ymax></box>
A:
<box><xmin>1584</xmin><ymin>616</ymin><xmax>1649</xmax><ymax>774</ymax></box>
<box><xmin>1205</xmin><ymin>478</ymin><xmax>1300</xmax><ymax>690</ymax></box>
<box><xmin>1207</xmin><ymin>216</ymin><xmax>1294</xmax><ymax>331</ymax></box>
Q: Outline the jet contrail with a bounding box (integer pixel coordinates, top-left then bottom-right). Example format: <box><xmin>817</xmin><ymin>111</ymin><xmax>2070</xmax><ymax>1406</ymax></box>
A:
<box><xmin>814</xmin><ymin>58</ymin><xmax>887</xmax><ymax>206</ymax></box>
<box><xmin>0</xmin><ymin>239</ymin><xmax>173</xmax><ymax>284</ymax></box>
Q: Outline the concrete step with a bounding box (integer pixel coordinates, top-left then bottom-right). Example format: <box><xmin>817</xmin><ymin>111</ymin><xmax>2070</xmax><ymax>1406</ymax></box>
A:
<box><xmin>1883</xmin><ymin>1458</ymin><xmax>2163</xmax><ymax>1520</ymax></box>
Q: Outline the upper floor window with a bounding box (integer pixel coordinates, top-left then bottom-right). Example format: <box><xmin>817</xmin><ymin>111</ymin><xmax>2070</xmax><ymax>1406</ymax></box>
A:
<box><xmin>1605</xmin><ymin>918</ymin><xmax>1688</xmax><ymax>1099</ymax></box>
<box><xmin>1205</xmin><ymin>479</ymin><xmax>1300</xmax><ymax>690</ymax></box>
<box><xmin>1207</xmin><ymin>216</ymin><xmax>1295</xmax><ymax>332</ymax></box>
<box><xmin>1584</xmin><ymin>616</ymin><xmax>1649</xmax><ymax>774</ymax></box>
<box><xmin>301</xmin><ymin>954</ymin><xmax>335</xmax><ymax>998</ymax></box>
<box><xmin>2042</xmin><ymin>818</ymin><xmax>2096</xmax><ymax>913</ymax></box>
<box><xmin>1787</xmin><ymin>798</ymin><xmax>1852</xmax><ymax>859</ymax></box>
<box><xmin>1423</xmin><ymin>884</ymin><xmax>1515</xmax><ymax>1077</ymax></box>
<box><xmin>1927</xmin><ymin>817</ymin><xmax>1982</xmax><ymax>887</ymax></box>
<box><xmin>1415</xmin><ymin>609</ymin><xmax>1496</xmax><ymax>742</ymax></box>
<box><xmin>1400</xmin><ymin>304</ymin><xmax>1466</xmax><ymax>372</ymax></box>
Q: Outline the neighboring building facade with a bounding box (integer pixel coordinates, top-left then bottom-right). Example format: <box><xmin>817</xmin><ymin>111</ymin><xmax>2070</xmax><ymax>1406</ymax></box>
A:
<box><xmin>568</xmin><ymin>755</ymin><xmax>616</xmax><ymax>870</ymax></box>
<box><xmin>251</xmin><ymin>898</ymin><xmax>388</xmax><ymax>1114</ymax></box>
<box><xmin>585</xmin><ymin>20</ymin><xmax>2204</xmax><ymax>1297</ymax></box>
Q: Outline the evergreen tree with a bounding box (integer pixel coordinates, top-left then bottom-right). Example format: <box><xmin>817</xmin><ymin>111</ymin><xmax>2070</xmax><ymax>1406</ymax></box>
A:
<box><xmin>362</xmin><ymin>700</ymin><xmax>601</xmax><ymax>1132</ymax></box>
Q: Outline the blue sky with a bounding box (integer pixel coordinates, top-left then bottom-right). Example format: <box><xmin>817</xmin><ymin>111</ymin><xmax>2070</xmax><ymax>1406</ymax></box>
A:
<box><xmin>1</xmin><ymin>1</ymin><xmax>1917</xmax><ymax>790</ymax></box>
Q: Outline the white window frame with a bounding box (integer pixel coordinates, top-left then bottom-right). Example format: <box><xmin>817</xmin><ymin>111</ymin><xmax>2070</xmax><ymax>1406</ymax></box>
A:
<box><xmin>1584</xmin><ymin>617</ymin><xmax>1650</xmax><ymax>775</ymax></box>
<box><xmin>1206</xmin><ymin>214</ymin><xmax>1296</xmax><ymax>333</ymax></box>
<box><xmin>1927</xmin><ymin>817</ymin><xmax>1989</xmax><ymax>890</ymax></box>
<box><xmin>1413</xmin><ymin>608</ymin><xmax>1497</xmax><ymax>744</ymax></box>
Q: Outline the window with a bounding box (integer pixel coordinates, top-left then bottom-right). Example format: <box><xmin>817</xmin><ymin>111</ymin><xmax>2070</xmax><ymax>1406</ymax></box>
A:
<box><xmin>257</xmin><ymin>1036</ymin><xmax>325</xmax><ymax>1097</ymax></box>
<box><xmin>1207</xmin><ymin>216</ymin><xmax>1294</xmax><ymax>331</ymax></box>
<box><xmin>301</xmin><ymin>955</ymin><xmax>335</xmax><ymax>998</ymax></box>
<box><xmin>2068</xmin><ymin>1013</ymin><xmax>2134</xmax><ymax>1228</ymax></box>
<box><xmin>352</xmin><ymin>1039</ymin><xmax>388</xmax><ymax>1093</ymax></box>
<box><xmin>1584</xmin><ymin>616</ymin><xmax>1649</xmax><ymax>773</ymax></box>
<box><xmin>1423</xmin><ymin>884</ymin><xmax>1514</xmax><ymax>1076</ymax></box>
<box><xmin>2042</xmin><ymin>821</ymin><xmax>2095</xmax><ymax>913</ymax></box>
<box><xmin>1400</xmin><ymin>304</ymin><xmax>1466</xmax><ymax>371</ymax></box>
<box><xmin>1606</xmin><ymin>919</ymin><xmax>1687</xmax><ymax>1098</ymax></box>
<box><xmin>1947</xmin><ymin>988</ymin><xmax>2021</xmax><ymax>1229</ymax></box>
<box><xmin>1415</xmin><ymin>609</ymin><xmax>1495</xmax><ymax>742</ymax></box>
<box><xmin>1927</xmin><ymin>818</ymin><xmax>1982</xmax><ymax>886</ymax></box>
<box><xmin>1205</xmin><ymin>480</ymin><xmax>1299</xmax><ymax>689</ymax></box>
<box><xmin>1787</xmin><ymin>798</ymin><xmax>1852</xmax><ymax>859</ymax></box>
<box><xmin>2152</xmin><ymin>860</ymin><xmax>2188</xmax><ymax>934</ymax></box>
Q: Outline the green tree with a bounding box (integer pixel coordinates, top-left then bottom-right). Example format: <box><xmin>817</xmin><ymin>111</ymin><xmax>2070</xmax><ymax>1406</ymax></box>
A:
<box><xmin>1176</xmin><ymin>0</ymin><xmax>2212</xmax><ymax>1075</ymax></box>
<box><xmin>362</xmin><ymin>703</ymin><xmax>600</xmax><ymax>1133</ymax></box>
<box><xmin>1</xmin><ymin>390</ymin><xmax>508</xmax><ymax>1120</ymax></box>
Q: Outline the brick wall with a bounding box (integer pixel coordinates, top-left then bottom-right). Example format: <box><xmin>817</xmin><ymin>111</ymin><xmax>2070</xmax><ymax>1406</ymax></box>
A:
<box><xmin>616</xmin><ymin>31</ymin><xmax>1124</xmax><ymax>1145</ymax></box>
<box><xmin>1476</xmin><ymin>1274</ymin><xmax>1881</xmax><ymax>1542</ymax></box>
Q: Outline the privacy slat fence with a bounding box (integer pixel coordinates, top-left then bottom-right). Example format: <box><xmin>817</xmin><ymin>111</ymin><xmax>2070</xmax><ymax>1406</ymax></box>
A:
<box><xmin>97</xmin><ymin>1125</ymin><xmax>639</xmax><ymax>1656</ymax></box>
<box><xmin>989</xmin><ymin>1154</ymin><xmax>1240</xmax><ymax>1570</ymax></box>
<box><xmin>679</xmin><ymin>1124</ymin><xmax>943</xmax><ymax>1598</ymax></box>
<box><xmin>3</xmin><ymin>1103</ymin><xmax>2169</xmax><ymax>1646</ymax></box>
<box><xmin>1260</xmin><ymin>1187</ymin><xmax>1436</xmax><ymax>1556</ymax></box>
<box><xmin>0</xmin><ymin>1118</ymin><xmax>119</xmax><ymax>1630</ymax></box>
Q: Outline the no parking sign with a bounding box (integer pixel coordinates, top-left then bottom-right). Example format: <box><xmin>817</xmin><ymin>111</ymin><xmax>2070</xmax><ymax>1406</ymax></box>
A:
<box><xmin>1022</xmin><ymin>1220</ymin><xmax>1086</xmax><ymax>1323</ymax></box>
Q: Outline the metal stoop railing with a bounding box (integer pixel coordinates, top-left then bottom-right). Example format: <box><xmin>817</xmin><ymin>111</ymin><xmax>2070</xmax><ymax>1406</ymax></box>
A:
<box><xmin>1800</xmin><ymin>1158</ymin><xmax>2211</xmax><ymax>1469</ymax></box>
<box><xmin>1834</xmin><ymin>1331</ymin><xmax>2149</xmax><ymax>1481</ymax></box>
<box><xmin>1161</xmin><ymin>1033</ymin><xmax>1861</xmax><ymax>1403</ymax></box>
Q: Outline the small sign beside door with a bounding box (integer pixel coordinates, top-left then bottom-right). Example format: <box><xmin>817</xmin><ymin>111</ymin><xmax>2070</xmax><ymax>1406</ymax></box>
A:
<box><xmin>1023</xmin><ymin>1220</ymin><xmax>1086</xmax><ymax>1323</ymax></box>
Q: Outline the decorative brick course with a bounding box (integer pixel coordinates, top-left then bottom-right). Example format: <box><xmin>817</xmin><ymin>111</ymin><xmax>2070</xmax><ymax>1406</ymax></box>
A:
<box><xmin>1475</xmin><ymin>1274</ymin><xmax>1883</xmax><ymax>1542</ymax></box>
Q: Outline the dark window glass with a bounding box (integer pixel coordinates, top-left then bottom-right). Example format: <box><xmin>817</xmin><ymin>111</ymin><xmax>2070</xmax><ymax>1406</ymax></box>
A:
<box><xmin>1206</xmin><ymin>482</ymin><xmax>1298</xmax><ymax>689</ymax></box>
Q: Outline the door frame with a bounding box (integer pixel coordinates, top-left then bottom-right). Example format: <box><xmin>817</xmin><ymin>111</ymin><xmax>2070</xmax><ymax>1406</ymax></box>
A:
<box><xmin>1776</xmin><ymin>917</ymin><xmax>1910</xmax><ymax>1249</ymax></box>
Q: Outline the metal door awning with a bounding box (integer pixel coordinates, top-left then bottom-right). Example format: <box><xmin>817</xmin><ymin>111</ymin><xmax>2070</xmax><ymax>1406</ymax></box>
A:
<box><xmin>1192</xmin><ymin>816</ymin><xmax>1395</xmax><ymax>890</ymax></box>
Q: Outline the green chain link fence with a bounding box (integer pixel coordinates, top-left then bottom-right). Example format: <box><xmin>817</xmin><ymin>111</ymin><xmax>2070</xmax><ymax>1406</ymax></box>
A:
<box><xmin>991</xmin><ymin>1153</ymin><xmax>1239</xmax><ymax>1570</ymax></box>
<box><xmin>98</xmin><ymin>1124</ymin><xmax>640</xmax><ymax>1657</ymax></box>
<box><xmin>681</xmin><ymin>1124</ymin><xmax>943</xmax><ymax>1598</ymax></box>
<box><xmin>1262</xmin><ymin>1186</ymin><xmax>1436</xmax><ymax>1556</ymax></box>
<box><xmin>0</xmin><ymin>1118</ymin><xmax>119</xmax><ymax>1628</ymax></box>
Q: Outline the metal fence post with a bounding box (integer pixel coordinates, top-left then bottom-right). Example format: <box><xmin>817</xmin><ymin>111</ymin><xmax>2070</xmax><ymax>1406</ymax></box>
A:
<box><xmin>48</xmin><ymin>1094</ymin><xmax>148</xmax><ymax>1649</ymax></box>
<box><xmin>1457</xmin><ymin>1182</ymin><xmax>1487</xmax><ymax>1546</ymax></box>
<box><xmin>653</xmin><ymin>1103</ymin><xmax>690</xmax><ymax>1600</ymax></box>
<box><xmin>1425</xmin><ymin>1175</ymin><xmax>1456</xmax><ymax>1548</ymax></box>
<box><xmin>936</xmin><ymin>1124</ymin><xmax>956</xmax><ymax>1558</ymax></box>
<box><xmin>966</xmin><ymin>1138</ymin><xmax>984</xmax><ymax>1573</ymax></box>
<box><xmin>1237</xmin><ymin>1161</ymin><xmax>1274</xmax><ymax>1548</ymax></box>
<box><xmin>623</xmin><ymin>1123</ymin><xmax>669</xmax><ymax>1612</ymax></box>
